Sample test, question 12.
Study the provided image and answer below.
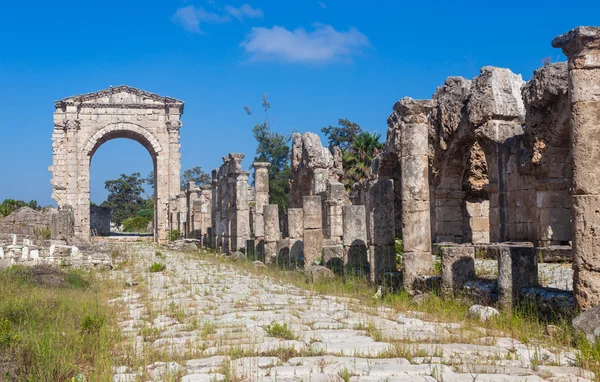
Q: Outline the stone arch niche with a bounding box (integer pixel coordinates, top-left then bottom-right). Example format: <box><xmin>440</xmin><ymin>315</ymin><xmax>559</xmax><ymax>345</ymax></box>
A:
<box><xmin>433</xmin><ymin>139</ymin><xmax>490</xmax><ymax>244</ymax></box>
<box><xmin>50</xmin><ymin>85</ymin><xmax>184</xmax><ymax>244</ymax></box>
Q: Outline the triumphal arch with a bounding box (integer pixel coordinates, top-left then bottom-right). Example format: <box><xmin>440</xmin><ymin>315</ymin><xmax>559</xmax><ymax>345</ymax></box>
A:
<box><xmin>50</xmin><ymin>85</ymin><xmax>184</xmax><ymax>244</ymax></box>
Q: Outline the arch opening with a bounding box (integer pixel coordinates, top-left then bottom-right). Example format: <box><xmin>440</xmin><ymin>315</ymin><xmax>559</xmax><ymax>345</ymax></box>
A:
<box><xmin>89</xmin><ymin>137</ymin><xmax>157</xmax><ymax>239</ymax></box>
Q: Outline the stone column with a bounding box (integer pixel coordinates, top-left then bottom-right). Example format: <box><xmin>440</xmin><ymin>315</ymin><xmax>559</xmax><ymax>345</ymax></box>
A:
<box><xmin>343</xmin><ymin>205</ymin><xmax>368</xmax><ymax>275</ymax></box>
<box><xmin>397</xmin><ymin>98</ymin><xmax>434</xmax><ymax>292</ymax></box>
<box><xmin>367</xmin><ymin>179</ymin><xmax>396</xmax><ymax>284</ymax></box>
<box><xmin>497</xmin><ymin>245</ymin><xmax>538</xmax><ymax>309</ymax></box>
<box><xmin>263</xmin><ymin>204</ymin><xmax>280</xmax><ymax>264</ymax></box>
<box><xmin>288</xmin><ymin>208</ymin><xmax>304</xmax><ymax>264</ymax></box>
<box><xmin>219</xmin><ymin>158</ymin><xmax>230</xmax><ymax>253</ymax></box>
<box><xmin>253</xmin><ymin>162</ymin><xmax>270</xmax><ymax>260</ymax></box>
<box><xmin>303</xmin><ymin>196</ymin><xmax>323</xmax><ymax>267</ymax></box>
<box><xmin>233</xmin><ymin>170</ymin><xmax>250</xmax><ymax>252</ymax></box>
<box><xmin>439</xmin><ymin>245</ymin><xmax>475</xmax><ymax>296</ymax></box>
<box><xmin>553</xmin><ymin>27</ymin><xmax>600</xmax><ymax>309</ymax></box>
<box><xmin>324</xmin><ymin>181</ymin><xmax>350</xmax><ymax>243</ymax></box>
<box><xmin>211</xmin><ymin>169</ymin><xmax>219</xmax><ymax>249</ymax></box>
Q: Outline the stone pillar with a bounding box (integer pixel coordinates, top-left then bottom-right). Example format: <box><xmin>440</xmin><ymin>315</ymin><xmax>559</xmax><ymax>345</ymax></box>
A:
<box><xmin>233</xmin><ymin>170</ymin><xmax>250</xmax><ymax>252</ymax></box>
<box><xmin>253</xmin><ymin>162</ymin><xmax>270</xmax><ymax>260</ymax></box>
<box><xmin>439</xmin><ymin>245</ymin><xmax>475</xmax><ymax>296</ymax></box>
<box><xmin>303</xmin><ymin>196</ymin><xmax>323</xmax><ymax>267</ymax></box>
<box><xmin>497</xmin><ymin>245</ymin><xmax>538</xmax><ymax>309</ymax></box>
<box><xmin>263</xmin><ymin>204</ymin><xmax>280</xmax><ymax>264</ymax></box>
<box><xmin>288</xmin><ymin>208</ymin><xmax>304</xmax><ymax>264</ymax></box>
<box><xmin>324</xmin><ymin>181</ymin><xmax>350</xmax><ymax>243</ymax></box>
<box><xmin>398</xmin><ymin>98</ymin><xmax>434</xmax><ymax>292</ymax></box>
<box><xmin>343</xmin><ymin>205</ymin><xmax>368</xmax><ymax>275</ymax></box>
<box><xmin>553</xmin><ymin>27</ymin><xmax>600</xmax><ymax>309</ymax></box>
<box><xmin>219</xmin><ymin>158</ymin><xmax>230</xmax><ymax>253</ymax></box>
<box><xmin>367</xmin><ymin>179</ymin><xmax>396</xmax><ymax>284</ymax></box>
<box><xmin>211</xmin><ymin>169</ymin><xmax>219</xmax><ymax>249</ymax></box>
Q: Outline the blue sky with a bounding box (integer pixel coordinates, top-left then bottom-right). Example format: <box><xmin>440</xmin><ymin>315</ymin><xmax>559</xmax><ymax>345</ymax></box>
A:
<box><xmin>0</xmin><ymin>0</ymin><xmax>597</xmax><ymax>206</ymax></box>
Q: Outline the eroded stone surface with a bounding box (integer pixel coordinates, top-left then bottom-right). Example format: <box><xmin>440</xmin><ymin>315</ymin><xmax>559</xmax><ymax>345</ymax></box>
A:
<box><xmin>110</xmin><ymin>243</ymin><xmax>592</xmax><ymax>382</ymax></box>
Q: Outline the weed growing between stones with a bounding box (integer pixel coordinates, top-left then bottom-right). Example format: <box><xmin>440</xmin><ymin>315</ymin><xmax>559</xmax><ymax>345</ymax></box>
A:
<box><xmin>0</xmin><ymin>265</ymin><xmax>120</xmax><ymax>381</ymax></box>
<box><xmin>190</xmin><ymin>247</ymin><xmax>600</xmax><ymax>380</ymax></box>
<box><xmin>149</xmin><ymin>262</ymin><xmax>166</xmax><ymax>272</ymax></box>
<box><xmin>265</xmin><ymin>322</ymin><xmax>296</xmax><ymax>340</ymax></box>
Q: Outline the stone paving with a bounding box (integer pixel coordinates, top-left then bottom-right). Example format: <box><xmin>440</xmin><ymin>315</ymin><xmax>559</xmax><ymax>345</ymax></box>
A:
<box><xmin>110</xmin><ymin>243</ymin><xmax>593</xmax><ymax>382</ymax></box>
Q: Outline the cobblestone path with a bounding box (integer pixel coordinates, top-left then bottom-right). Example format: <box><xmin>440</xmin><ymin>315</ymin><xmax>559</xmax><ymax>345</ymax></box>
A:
<box><xmin>110</xmin><ymin>243</ymin><xmax>594</xmax><ymax>382</ymax></box>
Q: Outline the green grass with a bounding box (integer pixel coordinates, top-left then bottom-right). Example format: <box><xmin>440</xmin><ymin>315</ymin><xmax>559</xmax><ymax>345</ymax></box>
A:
<box><xmin>0</xmin><ymin>265</ymin><xmax>120</xmax><ymax>381</ymax></box>
<box><xmin>148</xmin><ymin>262</ymin><xmax>166</xmax><ymax>272</ymax></box>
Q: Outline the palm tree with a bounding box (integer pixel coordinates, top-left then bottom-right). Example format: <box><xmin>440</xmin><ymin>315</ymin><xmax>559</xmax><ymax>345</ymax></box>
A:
<box><xmin>342</xmin><ymin>131</ymin><xmax>384</xmax><ymax>188</ymax></box>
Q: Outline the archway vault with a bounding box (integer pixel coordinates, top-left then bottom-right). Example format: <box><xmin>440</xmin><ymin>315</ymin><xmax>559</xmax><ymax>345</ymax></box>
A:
<box><xmin>50</xmin><ymin>85</ymin><xmax>184</xmax><ymax>244</ymax></box>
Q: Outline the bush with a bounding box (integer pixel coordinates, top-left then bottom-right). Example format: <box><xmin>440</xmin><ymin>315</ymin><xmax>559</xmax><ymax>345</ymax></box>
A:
<box><xmin>265</xmin><ymin>322</ymin><xmax>295</xmax><ymax>340</ymax></box>
<box><xmin>168</xmin><ymin>230</ymin><xmax>182</xmax><ymax>242</ymax></box>
<box><xmin>122</xmin><ymin>216</ymin><xmax>152</xmax><ymax>233</ymax></box>
<box><xmin>149</xmin><ymin>262</ymin><xmax>166</xmax><ymax>273</ymax></box>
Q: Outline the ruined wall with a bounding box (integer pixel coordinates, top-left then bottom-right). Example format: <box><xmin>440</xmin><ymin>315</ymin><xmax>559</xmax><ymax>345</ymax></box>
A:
<box><xmin>522</xmin><ymin>63</ymin><xmax>572</xmax><ymax>246</ymax></box>
<box><xmin>90</xmin><ymin>205</ymin><xmax>110</xmax><ymax>236</ymax></box>
<box><xmin>376</xmin><ymin>64</ymin><xmax>572</xmax><ymax>249</ymax></box>
<box><xmin>0</xmin><ymin>207</ymin><xmax>54</xmax><ymax>238</ymax></box>
<box><xmin>290</xmin><ymin>132</ymin><xmax>344</xmax><ymax>208</ymax></box>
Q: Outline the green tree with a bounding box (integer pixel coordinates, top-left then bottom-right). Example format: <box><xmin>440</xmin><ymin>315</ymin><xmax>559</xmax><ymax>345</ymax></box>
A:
<box><xmin>100</xmin><ymin>173</ymin><xmax>147</xmax><ymax>226</ymax></box>
<box><xmin>0</xmin><ymin>199</ymin><xmax>40</xmax><ymax>217</ymax></box>
<box><xmin>342</xmin><ymin>131</ymin><xmax>384</xmax><ymax>188</ymax></box>
<box><xmin>321</xmin><ymin>118</ymin><xmax>363</xmax><ymax>151</ymax></box>
<box><xmin>181</xmin><ymin>166</ymin><xmax>211</xmax><ymax>189</ymax></box>
<box><xmin>245</xmin><ymin>94</ymin><xmax>291</xmax><ymax>211</ymax></box>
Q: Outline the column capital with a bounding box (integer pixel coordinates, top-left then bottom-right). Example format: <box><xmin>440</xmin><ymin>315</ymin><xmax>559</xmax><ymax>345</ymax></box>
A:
<box><xmin>553</xmin><ymin>27</ymin><xmax>600</xmax><ymax>69</ymax></box>
<box><xmin>253</xmin><ymin>162</ymin><xmax>271</xmax><ymax>170</ymax></box>
<box><xmin>166</xmin><ymin>120</ymin><xmax>182</xmax><ymax>132</ymax></box>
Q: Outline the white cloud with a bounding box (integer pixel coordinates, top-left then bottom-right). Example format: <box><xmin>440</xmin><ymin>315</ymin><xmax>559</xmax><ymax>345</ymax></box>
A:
<box><xmin>318</xmin><ymin>1</ymin><xmax>327</xmax><ymax>9</ymax></box>
<box><xmin>240</xmin><ymin>23</ymin><xmax>370</xmax><ymax>63</ymax></box>
<box><xmin>173</xmin><ymin>5</ymin><xmax>231</xmax><ymax>33</ymax></box>
<box><xmin>224</xmin><ymin>4</ymin><xmax>264</xmax><ymax>21</ymax></box>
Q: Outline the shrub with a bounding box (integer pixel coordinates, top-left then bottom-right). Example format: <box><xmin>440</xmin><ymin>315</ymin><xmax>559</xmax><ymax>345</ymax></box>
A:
<box><xmin>81</xmin><ymin>314</ymin><xmax>105</xmax><ymax>334</ymax></box>
<box><xmin>149</xmin><ymin>262</ymin><xmax>166</xmax><ymax>273</ymax></box>
<box><xmin>168</xmin><ymin>230</ymin><xmax>182</xmax><ymax>242</ymax></box>
<box><xmin>122</xmin><ymin>216</ymin><xmax>152</xmax><ymax>233</ymax></box>
<box><xmin>265</xmin><ymin>322</ymin><xmax>295</xmax><ymax>340</ymax></box>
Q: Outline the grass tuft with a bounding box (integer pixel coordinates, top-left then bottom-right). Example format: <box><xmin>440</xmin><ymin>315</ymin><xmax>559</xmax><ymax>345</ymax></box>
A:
<box><xmin>149</xmin><ymin>262</ymin><xmax>166</xmax><ymax>272</ymax></box>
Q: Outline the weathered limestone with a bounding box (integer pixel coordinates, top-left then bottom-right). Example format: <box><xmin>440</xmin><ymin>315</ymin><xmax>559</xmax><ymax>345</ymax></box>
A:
<box><xmin>497</xmin><ymin>245</ymin><xmax>538</xmax><ymax>309</ymax></box>
<box><xmin>396</xmin><ymin>98</ymin><xmax>434</xmax><ymax>292</ymax></box>
<box><xmin>553</xmin><ymin>26</ymin><xmax>600</xmax><ymax>310</ymax></box>
<box><xmin>439</xmin><ymin>245</ymin><xmax>476</xmax><ymax>295</ymax></box>
<box><xmin>342</xmin><ymin>205</ymin><xmax>368</xmax><ymax>274</ymax></box>
<box><xmin>366</xmin><ymin>179</ymin><xmax>396</xmax><ymax>284</ymax></box>
<box><xmin>51</xmin><ymin>206</ymin><xmax>74</xmax><ymax>244</ymax></box>
<box><xmin>51</xmin><ymin>86</ymin><xmax>183</xmax><ymax>244</ymax></box>
<box><xmin>290</xmin><ymin>133</ymin><xmax>343</xmax><ymax>208</ymax></box>
<box><xmin>287</xmin><ymin>208</ymin><xmax>304</xmax><ymax>265</ymax></box>
<box><xmin>263</xmin><ymin>204</ymin><xmax>280</xmax><ymax>264</ymax></box>
<box><xmin>303</xmin><ymin>196</ymin><xmax>323</xmax><ymax>267</ymax></box>
<box><xmin>324</xmin><ymin>181</ymin><xmax>351</xmax><ymax>243</ymax></box>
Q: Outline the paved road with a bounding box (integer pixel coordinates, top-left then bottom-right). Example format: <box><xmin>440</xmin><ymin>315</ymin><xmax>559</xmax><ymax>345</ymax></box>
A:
<box><xmin>110</xmin><ymin>243</ymin><xmax>593</xmax><ymax>382</ymax></box>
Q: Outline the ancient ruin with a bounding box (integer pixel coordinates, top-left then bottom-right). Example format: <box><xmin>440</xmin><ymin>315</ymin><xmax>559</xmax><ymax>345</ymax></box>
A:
<box><xmin>3</xmin><ymin>26</ymin><xmax>600</xmax><ymax>313</ymax></box>
<box><xmin>50</xmin><ymin>85</ymin><xmax>184</xmax><ymax>244</ymax></box>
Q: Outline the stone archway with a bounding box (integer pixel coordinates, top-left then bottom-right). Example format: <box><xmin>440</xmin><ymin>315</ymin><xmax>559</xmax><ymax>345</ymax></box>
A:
<box><xmin>50</xmin><ymin>85</ymin><xmax>184</xmax><ymax>244</ymax></box>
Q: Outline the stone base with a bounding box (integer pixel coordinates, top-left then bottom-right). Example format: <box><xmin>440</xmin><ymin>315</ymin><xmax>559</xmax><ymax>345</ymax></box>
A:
<box><xmin>498</xmin><ymin>245</ymin><xmax>538</xmax><ymax>309</ymax></box>
<box><xmin>439</xmin><ymin>245</ymin><xmax>476</xmax><ymax>295</ymax></box>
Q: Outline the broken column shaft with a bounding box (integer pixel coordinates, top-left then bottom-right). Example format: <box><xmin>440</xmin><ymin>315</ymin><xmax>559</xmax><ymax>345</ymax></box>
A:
<box><xmin>553</xmin><ymin>27</ymin><xmax>600</xmax><ymax>310</ymax></box>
